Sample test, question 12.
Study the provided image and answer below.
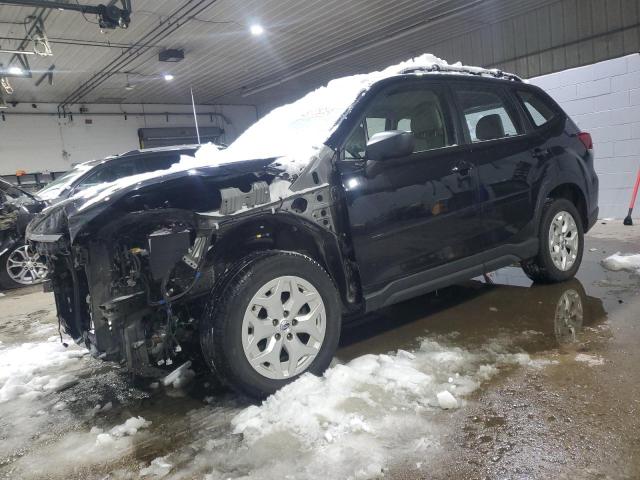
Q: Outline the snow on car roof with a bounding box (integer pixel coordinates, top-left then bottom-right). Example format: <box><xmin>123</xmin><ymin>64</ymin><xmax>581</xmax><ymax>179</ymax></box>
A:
<box><xmin>76</xmin><ymin>54</ymin><xmax>507</xmax><ymax>211</ymax></box>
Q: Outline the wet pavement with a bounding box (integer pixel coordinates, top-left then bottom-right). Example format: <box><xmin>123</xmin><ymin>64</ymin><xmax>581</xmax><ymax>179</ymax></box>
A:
<box><xmin>0</xmin><ymin>222</ymin><xmax>638</xmax><ymax>479</ymax></box>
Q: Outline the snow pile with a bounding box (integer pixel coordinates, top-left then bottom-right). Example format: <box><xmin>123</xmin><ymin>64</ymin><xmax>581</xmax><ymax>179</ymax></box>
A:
<box><xmin>436</xmin><ymin>390</ymin><xmax>458</xmax><ymax>409</ymax></box>
<box><xmin>0</xmin><ymin>339</ymin><xmax>86</xmax><ymax>403</ymax></box>
<box><xmin>194</xmin><ymin>53</ymin><xmax>455</xmax><ymax>176</ymax></box>
<box><xmin>225</xmin><ymin>338</ymin><xmax>535</xmax><ymax>479</ymax></box>
<box><xmin>162</xmin><ymin>360</ymin><xmax>196</xmax><ymax>389</ymax></box>
<box><xmin>601</xmin><ymin>252</ymin><xmax>640</xmax><ymax>274</ymax></box>
<box><xmin>140</xmin><ymin>456</ymin><xmax>173</xmax><ymax>478</ymax></box>
<box><xmin>76</xmin><ymin>53</ymin><xmax>481</xmax><ymax>212</ymax></box>
<box><xmin>94</xmin><ymin>416</ymin><xmax>151</xmax><ymax>447</ymax></box>
<box><xmin>575</xmin><ymin>353</ymin><xmax>605</xmax><ymax>366</ymax></box>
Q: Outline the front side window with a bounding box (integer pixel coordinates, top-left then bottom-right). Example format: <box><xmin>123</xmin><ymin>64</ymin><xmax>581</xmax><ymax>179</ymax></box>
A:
<box><xmin>516</xmin><ymin>90</ymin><xmax>557</xmax><ymax>127</ymax></box>
<box><xmin>455</xmin><ymin>88</ymin><xmax>523</xmax><ymax>142</ymax></box>
<box><xmin>75</xmin><ymin>159</ymin><xmax>139</xmax><ymax>191</ymax></box>
<box><xmin>344</xmin><ymin>84</ymin><xmax>453</xmax><ymax>159</ymax></box>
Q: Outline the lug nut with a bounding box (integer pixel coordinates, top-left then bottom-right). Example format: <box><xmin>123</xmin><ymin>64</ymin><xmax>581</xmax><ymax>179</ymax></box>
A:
<box><xmin>273</xmin><ymin>319</ymin><xmax>279</xmax><ymax>326</ymax></box>
<box><xmin>284</xmin><ymin>310</ymin><xmax>289</xmax><ymax>317</ymax></box>
<box><xmin>292</xmin><ymin>319</ymin><xmax>298</xmax><ymax>326</ymax></box>
<box><xmin>275</xmin><ymin>333</ymin><xmax>281</xmax><ymax>340</ymax></box>
<box><xmin>286</xmin><ymin>333</ymin><xmax>293</xmax><ymax>340</ymax></box>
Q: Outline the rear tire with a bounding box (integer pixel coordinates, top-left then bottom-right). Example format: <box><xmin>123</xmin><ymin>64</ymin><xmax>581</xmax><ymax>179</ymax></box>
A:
<box><xmin>200</xmin><ymin>251</ymin><xmax>341</xmax><ymax>399</ymax></box>
<box><xmin>521</xmin><ymin>198</ymin><xmax>584</xmax><ymax>283</ymax></box>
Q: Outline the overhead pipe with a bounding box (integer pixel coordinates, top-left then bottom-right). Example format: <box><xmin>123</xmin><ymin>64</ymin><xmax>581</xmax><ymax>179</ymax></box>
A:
<box><xmin>57</xmin><ymin>0</ymin><xmax>220</xmax><ymax>110</ymax></box>
<box><xmin>239</xmin><ymin>0</ymin><xmax>486</xmax><ymax>98</ymax></box>
<box><xmin>1</xmin><ymin>110</ymin><xmax>232</xmax><ymax>124</ymax></box>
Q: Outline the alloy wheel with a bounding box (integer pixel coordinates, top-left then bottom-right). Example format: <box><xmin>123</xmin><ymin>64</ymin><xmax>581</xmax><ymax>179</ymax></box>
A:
<box><xmin>548</xmin><ymin>211</ymin><xmax>579</xmax><ymax>271</ymax></box>
<box><xmin>241</xmin><ymin>275</ymin><xmax>326</xmax><ymax>380</ymax></box>
<box><xmin>6</xmin><ymin>244</ymin><xmax>48</xmax><ymax>286</ymax></box>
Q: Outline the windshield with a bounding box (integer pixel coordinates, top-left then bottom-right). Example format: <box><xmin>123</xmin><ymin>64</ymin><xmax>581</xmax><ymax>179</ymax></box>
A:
<box><xmin>37</xmin><ymin>163</ymin><xmax>94</xmax><ymax>200</ymax></box>
<box><xmin>191</xmin><ymin>74</ymin><xmax>377</xmax><ymax>175</ymax></box>
<box><xmin>192</xmin><ymin>53</ymin><xmax>457</xmax><ymax>175</ymax></box>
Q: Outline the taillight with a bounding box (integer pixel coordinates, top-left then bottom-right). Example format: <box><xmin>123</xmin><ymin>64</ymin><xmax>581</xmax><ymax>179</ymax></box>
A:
<box><xmin>577</xmin><ymin>132</ymin><xmax>593</xmax><ymax>150</ymax></box>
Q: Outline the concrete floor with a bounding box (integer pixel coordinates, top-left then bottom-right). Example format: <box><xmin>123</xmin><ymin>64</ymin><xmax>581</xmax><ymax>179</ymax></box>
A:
<box><xmin>0</xmin><ymin>222</ymin><xmax>638</xmax><ymax>479</ymax></box>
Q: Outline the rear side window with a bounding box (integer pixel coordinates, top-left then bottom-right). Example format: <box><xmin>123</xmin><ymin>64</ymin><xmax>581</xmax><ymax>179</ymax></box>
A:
<box><xmin>454</xmin><ymin>88</ymin><xmax>523</xmax><ymax>142</ymax></box>
<box><xmin>141</xmin><ymin>153</ymin><xmax>182</xmax><ymax>173</ymax></box>
<box><xmin>516</xmin><ymin>90</ymin><xmax>557</xmax><ymax>127</ymax></box>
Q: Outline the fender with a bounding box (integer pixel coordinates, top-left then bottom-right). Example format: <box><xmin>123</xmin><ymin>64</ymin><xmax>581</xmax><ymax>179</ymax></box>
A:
<box><xmin>210</xmin><ymin>210</ymin><xmax>360</xmax><ymax>312</ymax></box>
<box><xmin>531</xmin><ymin>159</ymin><xmax>589</xmax><ymax>236</ymax></box>
<box><xmin>0</xmin><ymin>231</ymin><xmax>21</xmax><ymax>257</ymax></box>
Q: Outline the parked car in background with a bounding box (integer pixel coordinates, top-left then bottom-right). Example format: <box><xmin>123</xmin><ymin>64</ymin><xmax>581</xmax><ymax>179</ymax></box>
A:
<box><xmin>27</xmin><ymin>55</ymin><xmax>598</xmax><ymax>398</ymax></box>
<box><xmin>0</xmin><ymin>180</ymin><xmax>46</xmax><ymax>289</ymax></box>
<box><xmin>36</xmin><ymin>144</ymin><xmax>202</xmax><ymax>202</ymax></box>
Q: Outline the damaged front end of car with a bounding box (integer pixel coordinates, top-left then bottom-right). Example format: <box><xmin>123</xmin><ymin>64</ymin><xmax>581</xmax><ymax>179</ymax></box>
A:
<box><xmin>26</xmin><ymin>150</ymin><xmax>359</xmax><ymax>377</ymax></box>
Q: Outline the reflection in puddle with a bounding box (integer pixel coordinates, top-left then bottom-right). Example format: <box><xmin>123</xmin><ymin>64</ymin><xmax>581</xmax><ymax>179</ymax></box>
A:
<box><xmin>0</xmin><ymin>267</ymin><xmax>611</xmax><ymax>479</ymax></box>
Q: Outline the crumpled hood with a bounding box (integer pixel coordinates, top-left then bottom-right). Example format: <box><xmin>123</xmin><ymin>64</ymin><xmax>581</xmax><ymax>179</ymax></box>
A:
<box><xmin>27</xmin><ymin>157</ymin><xmax>278</xmax><ymax>244</ymax></box>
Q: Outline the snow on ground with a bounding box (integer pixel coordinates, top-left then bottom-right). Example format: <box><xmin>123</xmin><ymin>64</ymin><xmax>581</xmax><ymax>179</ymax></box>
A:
<box><xmin>0</xmin><ymin>288</ymin><xmax>564</xmax><ymax>479</ymax></box>
<box><xmin>0</xmin><ymin>337</ymin><xmax>87</xmax><ymax>403</ymax></box>
<box><xmin>575</xmin><ymin>353</ymin><xmax>605</xmax><ymax>366</ymax></box>
<box><xmin>601</xmin><ymin>252</ymin><xmax>640</xmax><ymax>275</ymax></box>
<box><xmin>0</xmin><ymin>322</ymin><xmax>545</xmax><ymax>480</ymax></box>
<box><xmin>215</xmin><ymin>337</ymin><xmax>536</xmax><ymax>480</ymax></box>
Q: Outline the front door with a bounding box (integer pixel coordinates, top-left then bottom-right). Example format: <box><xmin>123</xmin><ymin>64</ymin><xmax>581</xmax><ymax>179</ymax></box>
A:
<box><xmin>339</xmin><ymin>80</ymin><xmax>482</xmax><ymax>297</ymax></box>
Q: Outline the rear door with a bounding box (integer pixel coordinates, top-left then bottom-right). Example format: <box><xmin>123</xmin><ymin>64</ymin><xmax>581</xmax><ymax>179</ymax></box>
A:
<box><xmin>339</xmin><ymin>80</ymin><xmax>483</xmax><ymax>296</ymax></box>
<box><xmin>451</xmin><ymin>81</ymin><xmax>538</xmax><ymax>249</ymax></box>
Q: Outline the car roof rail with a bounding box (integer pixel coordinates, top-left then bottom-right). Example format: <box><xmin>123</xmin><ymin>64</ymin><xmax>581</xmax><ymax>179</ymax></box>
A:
<box><xmin>399</xmin><ymin>64</ymin><xmax>524</xmax><ymax>82</ymax></box>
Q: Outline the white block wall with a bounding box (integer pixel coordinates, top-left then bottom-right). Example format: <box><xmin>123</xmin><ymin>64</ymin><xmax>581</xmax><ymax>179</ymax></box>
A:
<box><xmin>530</xmin><ymin>54</ymin><xmax>640</xmax><ymax>219</ymax></box>
<box><xmin>0</xmin><ymin>103</ymin><xmax>257</xmax><ymax>175</ymax></box>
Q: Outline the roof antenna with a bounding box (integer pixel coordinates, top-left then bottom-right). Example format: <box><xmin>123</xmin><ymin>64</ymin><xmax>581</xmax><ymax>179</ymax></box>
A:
<box><xmin>190</xmin><ymin>86</ymin><xmax>201</xmax><ymax>144</ymax></box>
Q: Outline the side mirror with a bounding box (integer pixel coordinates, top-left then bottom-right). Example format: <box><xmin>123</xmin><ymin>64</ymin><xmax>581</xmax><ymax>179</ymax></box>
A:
<box><xmin>365</xmin><ymin>130</ymin><xmax>415</xmax><ymax>162</ymax></box>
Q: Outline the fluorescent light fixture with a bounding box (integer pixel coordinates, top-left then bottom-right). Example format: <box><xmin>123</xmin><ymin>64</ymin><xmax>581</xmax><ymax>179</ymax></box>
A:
<box><xmin>163</xmin><ymin>73</ymin><xmax>174</xmax><ymax>81</ymax></box>
<box><xmin>7</xmin><ymin>66</ymin><xmax>24</xmax><ymax>76</ymax></box>
<box><xmin>249</xmin><ymin>23</ymin><xmax>264</xmax><ymax>36</ymax></box>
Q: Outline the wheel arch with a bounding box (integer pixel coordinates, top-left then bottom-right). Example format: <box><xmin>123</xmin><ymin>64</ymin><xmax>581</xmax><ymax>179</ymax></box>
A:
<box><xmin>534</xmin><ymin>178</ymin><xmax>589</xmax><ymax>234</ymax></box>
<box><xmin>212</xmin><ymin>212</ymin><xmax>360</xmax><ymax>312</ymax></box>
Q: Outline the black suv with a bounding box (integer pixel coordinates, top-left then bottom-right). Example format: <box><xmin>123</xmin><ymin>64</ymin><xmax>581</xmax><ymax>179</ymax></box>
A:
<box><xmin>26</xmin><ymin>60</ymin><xmax>598</xmax><ymax>398</ymax></box>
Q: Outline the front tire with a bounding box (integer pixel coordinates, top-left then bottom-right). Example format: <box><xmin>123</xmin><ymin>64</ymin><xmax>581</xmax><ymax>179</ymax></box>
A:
<box><xmin>0</xmin><ymin>243</ymin><xmax>48</xmax><ymax>290</ymax></box>
<box><xmin>521</xmin><ymin>198</ymin><xmax>584</xmax><ymax>283</ymax></box>
<box><xmin>200</xmin><ymin>251</ymin><xmax>341</xmax><ymax>398</ymax></box>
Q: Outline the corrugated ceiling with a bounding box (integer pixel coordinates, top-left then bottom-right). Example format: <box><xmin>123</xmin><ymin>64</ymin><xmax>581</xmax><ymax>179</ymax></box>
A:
<box><xmin>0</xmin><ymin>0</ymin><xmax>638</xmax><ymax>110</ymax></box>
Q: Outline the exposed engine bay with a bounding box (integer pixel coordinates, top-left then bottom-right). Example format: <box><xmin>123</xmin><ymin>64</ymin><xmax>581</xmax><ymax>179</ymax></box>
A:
<box><xmin>27</xmin><ymin>155</ymin><xmax>354</xmax><ymax>377</ymax></box>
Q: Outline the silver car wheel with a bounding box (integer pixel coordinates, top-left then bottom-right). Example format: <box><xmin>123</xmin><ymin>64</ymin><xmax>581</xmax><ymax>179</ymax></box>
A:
<box><xmin>548</xmin><ymin>211</ymin><xmax>579</xmax><ymax>272</ymax></box>
<box><xmin>554</xmin><ymin>289</ymin><xmax>583</xmax><ymax>344</ymax></box>
<box><xmin>6</xmin><ymin>244</ymin><xmax>48</xmax><ymax>286</ymax></box>
<box><xmin>241</xmin><ymin>275</ymin><xmax>326</xmax><ymax>380</ymax></box>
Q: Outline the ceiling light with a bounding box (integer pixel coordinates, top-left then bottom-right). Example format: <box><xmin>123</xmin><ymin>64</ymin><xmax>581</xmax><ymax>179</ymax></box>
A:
<box><xmin>7</xmin><ymin>66</ymin><xmax>24</xmax><ymax>76</ymax></box>
<box><xmin>163</xmin><ymin>74</ymin><xmax>174</xmax><ymax>81</ymax></box>
<box><xmin>249</xmin><ymin>24</ymin><xmax>264</xmax><ymax>36</ymax></box>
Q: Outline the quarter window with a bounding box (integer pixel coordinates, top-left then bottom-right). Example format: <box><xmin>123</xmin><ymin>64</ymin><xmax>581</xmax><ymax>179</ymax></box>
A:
<box><xmin>516</xmin><ymin>90</ymin><xmax>557</xmax><ymax>127</ymax></box>
<box><xmin>344</xmin><ymin>85</ymin><xmax>452</xmax><ymax>159</ymax></box>
<box><xmin>455</xmin><ymin>89</ymin><xmax>522</xmax><ymax>142</ymax></box>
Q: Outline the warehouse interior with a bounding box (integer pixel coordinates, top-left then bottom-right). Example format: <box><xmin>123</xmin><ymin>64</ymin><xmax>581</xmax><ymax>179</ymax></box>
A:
<box><xmin>1</xmin><ymin>0</ymin><xmax>639</xmax><ymax>212</ymax></box>
<box><xmin>0</xmin><ymin>1</ymin><xmax>639</xmax><ymax>479</ymax></box>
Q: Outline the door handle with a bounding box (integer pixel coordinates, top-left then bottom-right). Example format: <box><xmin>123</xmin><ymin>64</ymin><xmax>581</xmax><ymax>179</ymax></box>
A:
<box><xmin>531</xmin><ymin>147</ymin><xmax>550</xmax><ymax>158</ymax></box>
<box><xmin>451</xmin><ymin>161</ymin><xmax>473</xmax><ymax>176</ymax></box>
